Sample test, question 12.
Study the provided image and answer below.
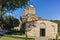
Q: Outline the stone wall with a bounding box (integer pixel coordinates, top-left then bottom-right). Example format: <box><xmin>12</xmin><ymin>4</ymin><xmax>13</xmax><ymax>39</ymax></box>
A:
<box><xmin>27</xmin><ymin>20</ymin><xmax>58</xmax><ymax>39</ymax></box>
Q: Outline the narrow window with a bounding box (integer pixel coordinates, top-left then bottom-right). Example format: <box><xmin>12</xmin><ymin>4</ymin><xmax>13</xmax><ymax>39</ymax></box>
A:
<box><xmin>40</xmin><ymin>28</ymin><xmax>45</xmax><ymax>36</ymax></box>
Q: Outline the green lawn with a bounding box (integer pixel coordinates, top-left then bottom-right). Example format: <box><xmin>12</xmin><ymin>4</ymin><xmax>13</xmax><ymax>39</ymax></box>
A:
<box><xmin>0</xmin><ymin>37</ymin><xmax>21</xmax><ymax>40</ymax></box>
<box><xmin>0</xmin><ymin>36</ymin><xmax>22</xmax><ymax>40</ymax></box>
<box><xmin>0</xmin><ymin>36</ymin><xmax>33</xmax><ymax>40</ymax></box>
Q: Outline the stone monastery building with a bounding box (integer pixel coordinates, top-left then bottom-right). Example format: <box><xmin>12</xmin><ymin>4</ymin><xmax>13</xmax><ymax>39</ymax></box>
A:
<box><xmin>15</xmin><ymin>5</ymin><xmax>58</xmax><ymax>40</ymax></box>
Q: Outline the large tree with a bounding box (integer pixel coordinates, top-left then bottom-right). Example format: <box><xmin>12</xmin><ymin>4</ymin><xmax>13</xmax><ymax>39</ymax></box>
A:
<box><xmin>0</xmin><ymin>0</ymin><xmax>29</xmax><ymax>11</ymax></box>
<box><xmin>3</xmin><ymin>15</ymin><xmax>20</xmax><ymax>30</ymax></box>
<box><xmin>0</xmin><ymin>0</ymin><xmax>29</xmax><ymax>26</ymax></box>
<box><xmin>0</xmin><ymin>0</ymin><xmax>29</xmax><ymax>17</ymax></box>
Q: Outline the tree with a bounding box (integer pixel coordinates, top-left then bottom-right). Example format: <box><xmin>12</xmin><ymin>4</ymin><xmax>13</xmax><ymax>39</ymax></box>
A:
<box><xmin>0</xmin><ymin>0</ymin><xmax>29</xmax><ymax>12</ymax></box>
<box><xmin>0</xmin><ymin>0</ymin><xmax>29</xmax><ymax>21</ymax></box>
<box><xmin>3</xmin><ymin>15</ymin><xmax>20</xmax><ymax>30</ymax></box>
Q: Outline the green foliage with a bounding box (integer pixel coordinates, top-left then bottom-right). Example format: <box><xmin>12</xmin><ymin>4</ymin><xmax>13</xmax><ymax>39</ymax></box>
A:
<box><xmin>3</xmin><ymin>15</ymin><xmax>20</xmax><ymax>30</ymax></box>
<box><xmin>0</xmin><ymin>0</ymin><xmax>29</xmax><ymax>11</ymax></box>
<box><xmin>0</xmin><ymin>0</ymin><xmax>29</xmax><ymax>20</ymax></box>
<box><xmin>32</xmin><ymin>38</ymin><xmax>35</xmax><ymax>40</ymax></box>
<box><xmin>56</xmin><ymin>35</ymin><xmax>58</xmax><ymax>40</ymax></box>
<box><xmin>0</xmin><ymin>0</ymin><xmax>29</xmax><ymax>24</ymax></box>
<box><xmin>48</xmin><ymin>38</ymin><xmax>52</xmax><ymax>40</ymax></box>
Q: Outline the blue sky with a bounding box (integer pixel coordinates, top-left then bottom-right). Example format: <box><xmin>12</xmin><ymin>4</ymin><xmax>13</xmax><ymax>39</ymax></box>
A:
<box><xmin>6</xmin><ymin>0</ymin><xmax>60</xmax><ymax>20</ymax></box>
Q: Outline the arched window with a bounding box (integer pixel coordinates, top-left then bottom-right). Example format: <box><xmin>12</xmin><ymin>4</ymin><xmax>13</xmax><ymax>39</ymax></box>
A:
<box><xmin>40</xmin><ymin>22</ymin><xmax>46</xmax><ymax>37</ymax></box>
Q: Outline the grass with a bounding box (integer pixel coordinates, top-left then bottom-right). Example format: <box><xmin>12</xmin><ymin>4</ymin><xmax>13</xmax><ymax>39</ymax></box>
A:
<box><xmin>0</xmin><ymin>36</ymin><xmax>23</xmax><ymax>40</ymax></box>
<box><xmin>58</xmin><ymin>33</ymin><xmax>60</xmax><ymax>37</ymax></box>
<box><xmin>0</xmin><ymin>35</ymin><xmax>33</xmax><ymax>40</ymax></box>
<box><xmin>0</xmin><ymin>30</ymin><xmax>33</xmax><ymax>40</ymax></box>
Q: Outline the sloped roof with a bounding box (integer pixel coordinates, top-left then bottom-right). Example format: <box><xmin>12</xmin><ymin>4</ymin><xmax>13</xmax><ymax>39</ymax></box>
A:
<box><xmin>38</xmin><ymin>17</ymin><xmax>48</xmax><ymax>21</ymax></box>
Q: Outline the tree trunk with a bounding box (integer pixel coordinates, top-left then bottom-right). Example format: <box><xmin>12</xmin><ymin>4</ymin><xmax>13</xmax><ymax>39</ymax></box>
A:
<box><xmin>0</xmin><ymin>4</ymin><xmax>2</xmax><ymax>17</ymax></box>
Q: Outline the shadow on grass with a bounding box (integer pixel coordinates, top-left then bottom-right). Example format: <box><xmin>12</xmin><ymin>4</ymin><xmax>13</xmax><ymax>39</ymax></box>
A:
<box><xmin>5</xmin><ymin>30</ymin><xmax>25</xmax><ymax>35</ymax></box>
<box><xmin>4</xmin><ymin>35</ymin><xmax>33</xmax><ymax>40</ymax></box>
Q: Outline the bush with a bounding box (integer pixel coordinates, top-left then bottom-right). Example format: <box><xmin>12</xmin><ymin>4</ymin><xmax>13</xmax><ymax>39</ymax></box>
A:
<box><xmin>56</xmin><ymin>35</ymin><xmax>58</xmax><ymax>40</ymax></box>
<box><xmin>48</xmin><ymin>38</ymin><xmax>52</xmax><ymax>40</ymax></box>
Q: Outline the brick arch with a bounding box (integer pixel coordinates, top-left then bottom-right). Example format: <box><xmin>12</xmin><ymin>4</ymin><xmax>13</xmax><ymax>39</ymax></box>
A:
<box><xmin>40</xmin><ymin>22</ymin><xmax>46</xmax><ymax>28</ymax></box>
<box><xmin>39</xmin><ymin>22</ymin><xmax>46</xmax><ymax>37</ymax></box>
<box><xmin>29</xmin><ymin>16</ymin><xmax>38</xmax><ymax>20</ymax></box>
<box><xmin>40</xmin><ymin>22</ymin><xmax>46</xmax><ymax>26</ymax></box>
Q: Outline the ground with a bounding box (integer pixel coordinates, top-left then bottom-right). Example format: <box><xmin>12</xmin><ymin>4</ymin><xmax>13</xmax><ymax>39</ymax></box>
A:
<box><xmin>0</xmin><ymin>36</ymin><xmax>21</xmax><ymax>40</ymax></box>
<box><xmin>0</xmin><ymin>35</ymin><xmax>33</xmax><ymax>40</ymax></box>
<box><xmin>0</xmin><ymin>30</ymin><xmax>59</xmax><ymax>40</ymax></box>
<box><xmin>0</xmin><ymin>34</ymin><xmax>59</xmax><ymax>40</ymax></box>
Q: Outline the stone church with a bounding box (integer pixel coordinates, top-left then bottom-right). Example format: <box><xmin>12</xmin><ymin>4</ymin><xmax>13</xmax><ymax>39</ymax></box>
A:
<box><xmin>14</xmin><ymin>5</ymin><xmax>58</xmax><ymax>40</ymax></box>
